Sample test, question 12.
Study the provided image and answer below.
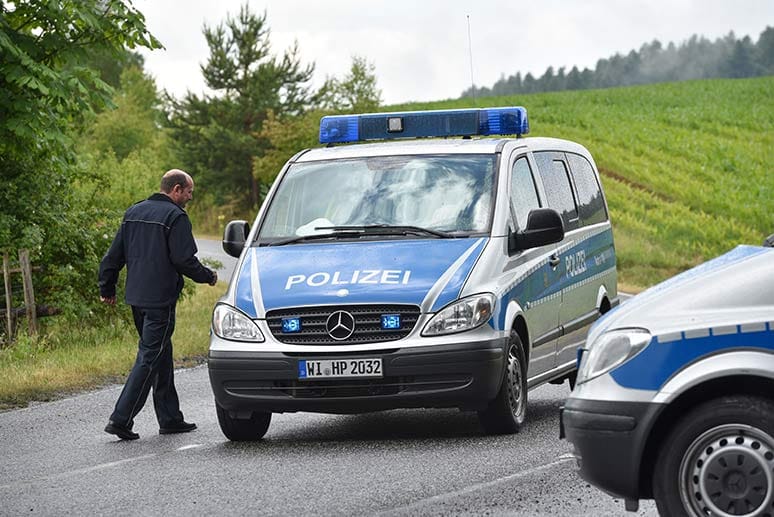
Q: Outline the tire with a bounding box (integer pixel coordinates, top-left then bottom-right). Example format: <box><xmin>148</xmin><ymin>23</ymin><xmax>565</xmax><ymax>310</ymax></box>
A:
<box><xmin>478</xmin><ymin>330</ymin><xmax>528</xmax><ymax>435</ymax></box>
<box><xmin>216</xmin><ymin>403</ymin><xmax>272</xmax><ymax>441</ymax></box>
<box><xmin>653</xmin><ymin>395</ymin><xmax>774</xmax><ymax>517</ymax></box>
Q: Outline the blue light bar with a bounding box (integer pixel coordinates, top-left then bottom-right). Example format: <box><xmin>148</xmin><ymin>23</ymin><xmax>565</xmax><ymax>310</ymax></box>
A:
<box><xmin>282</xmin><ymin>317</ymin><xmax>302</xmax><ymax>333</ymax></box>
<box><xmin>319</xmin><ymin>107</ymin><xmax>528</xmax><ymax>144</ymax></box>
<box><xmin>381</xmin><ymin>314</ymin><xmax>401</xmax><ymax>330</ymax></box>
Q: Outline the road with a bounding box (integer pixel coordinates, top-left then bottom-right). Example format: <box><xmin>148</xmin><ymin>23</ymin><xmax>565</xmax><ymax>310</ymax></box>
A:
<box><xmin>0</xmin><ymin>369</ymin><xmax>656</xmax><ymax>516</ymax></box>
<box><xmin>196</xmin><ymin>237</ymin><xmax>238</xmax><ymax>282</ymax></box>
<box><xmin>0</xmin><ymin>240</ymin><xmax>652</xmax><ymax>515</ymax></box>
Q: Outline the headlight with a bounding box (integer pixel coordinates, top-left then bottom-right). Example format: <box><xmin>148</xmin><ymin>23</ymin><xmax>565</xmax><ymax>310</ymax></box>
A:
<box><xmin>577</xmin><ymin>328</ymin><xmax>651</xmax><ymax>385</ymax></box>
<box><xmin>422</xmin><ymin>293</ymin><xmax>494</xmax><ymax>336</ymax></box>
<box><xmin>212</xmin><ymin>304</ymin><xmax>265</xmax><ymax>342</ymax></box>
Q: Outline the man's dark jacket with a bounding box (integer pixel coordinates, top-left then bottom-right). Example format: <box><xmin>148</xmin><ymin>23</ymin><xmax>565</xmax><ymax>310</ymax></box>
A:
<box><xmin>98</xmin><ymin>193</ymin><xmax>215</xmax><ymax>308</ymax></box>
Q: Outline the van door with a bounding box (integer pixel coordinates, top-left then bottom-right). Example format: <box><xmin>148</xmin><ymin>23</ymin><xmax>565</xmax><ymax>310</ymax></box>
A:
<box><xmin>556</xmin><ymin>153</ymin><xmax>613</xmax><ymax>367</ymax></box>
<box><xmin>533</xmin><ymin>151</ymin><xmax>581</xmax><ymax>372</ymax></box>
<box><xmin>508</xmin><ymin>154</ymin><xmax>560</xmax><ymax>377</ymax></box>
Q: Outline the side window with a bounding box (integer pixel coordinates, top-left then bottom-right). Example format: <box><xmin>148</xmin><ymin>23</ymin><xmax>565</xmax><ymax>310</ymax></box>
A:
<box><xmin>567</xmin><ymin>153</ymin><xmax>608</xmax><ymax>226</ymax></box>
<box><xmin>534</xmin><ymin>151</ymin><xmax>578</xmax><ymax>229</ymax></box>
<box><xmin>509</xmin><ymin>157</ymin><xmax>541</xmax><ymax>230</ymax></box>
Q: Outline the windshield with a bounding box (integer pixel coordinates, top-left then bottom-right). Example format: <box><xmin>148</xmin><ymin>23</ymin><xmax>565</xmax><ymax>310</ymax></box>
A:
<box><xmin>258</xmin><ymin>154</ymin><xmax>496</xmax><ymax>241</ymax></box>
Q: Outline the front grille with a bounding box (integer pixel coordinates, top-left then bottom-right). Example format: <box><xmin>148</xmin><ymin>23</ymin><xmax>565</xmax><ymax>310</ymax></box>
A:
<box><xmin>266</xmin><ymin>304</ymin><xmax>420</xmax><ymax>345</ymax></box>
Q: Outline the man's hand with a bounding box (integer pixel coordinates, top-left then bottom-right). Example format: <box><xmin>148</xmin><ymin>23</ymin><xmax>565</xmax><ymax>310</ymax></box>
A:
<box><xmin>100</xmin><ymin>295</ymin><xmax>116</xmax><ymax>306</ymax></box>
<box><xmin>209</xmin><ymin>269</ymin><xmax>218</xmax><ymax>286</ymax></box>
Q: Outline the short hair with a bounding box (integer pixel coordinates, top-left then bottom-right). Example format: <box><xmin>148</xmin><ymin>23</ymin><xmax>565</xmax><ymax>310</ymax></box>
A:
<box><xmin>160</xmin><ymin>170</ymin><xmax>190</xmax><ymax>193</ymax></box>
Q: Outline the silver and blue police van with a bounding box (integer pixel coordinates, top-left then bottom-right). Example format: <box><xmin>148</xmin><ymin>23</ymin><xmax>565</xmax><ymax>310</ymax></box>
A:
<box><xmin>562</xmin><ymin>240</ymin><xmax>774</xmax><ymax>516</ymax></box>
<box><xmin>208</xmin><ymin>107</ymin><xmax>618</xmax><ymax>440</ymax></box>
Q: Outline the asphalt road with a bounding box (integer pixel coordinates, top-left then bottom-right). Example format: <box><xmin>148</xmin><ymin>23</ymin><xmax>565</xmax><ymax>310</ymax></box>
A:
<box><xmin>1</xmin><ymin>240</ymin><xmax>652</xmax><ymax>515</ymax></box>
<box><xmin>0</xmin><ymin>370</ymin><xmax>656</xmax><ymax>516</ymax></box>
<box><xmin>196</xmin><ymin>237</ymin><xmax>238</xmax><ymax>282</ymax></box>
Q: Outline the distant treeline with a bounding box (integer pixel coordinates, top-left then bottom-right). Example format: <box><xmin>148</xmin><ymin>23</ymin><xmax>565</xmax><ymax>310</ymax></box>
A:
<box><xmin>462</xmin><ymin>27</ymin><xmax>774</xmax><ymax>97</ymax></box>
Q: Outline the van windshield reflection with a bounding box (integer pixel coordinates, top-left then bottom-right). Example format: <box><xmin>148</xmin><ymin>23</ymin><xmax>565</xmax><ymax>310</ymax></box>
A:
<box><xmin>258</xmin><ymin>155</ymin><xmax>496</xmax><ymax>243</ymax></box>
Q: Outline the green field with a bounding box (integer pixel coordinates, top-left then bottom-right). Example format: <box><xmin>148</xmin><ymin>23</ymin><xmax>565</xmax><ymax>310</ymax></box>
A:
<box><xmin>392</xmin><ymin>77</ymin><xmax>774</xmax><ymax>289</ymax></box>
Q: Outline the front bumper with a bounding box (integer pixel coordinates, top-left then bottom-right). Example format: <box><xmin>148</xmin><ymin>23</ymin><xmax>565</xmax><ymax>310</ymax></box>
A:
<box><xmin>208</xmin><ymin>338</ymin><xmax>507</xmax><ymax>414</ymax></box>
<box><xmin>560</xmin><ymin>398</ymin><xmax>663</xmax><ymax>500</ymax></box>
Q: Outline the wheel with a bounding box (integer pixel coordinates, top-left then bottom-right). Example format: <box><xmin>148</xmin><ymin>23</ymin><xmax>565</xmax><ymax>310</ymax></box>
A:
<box><xmin>216</xmin><ymin>403</ymin><xmax>272</xmax><ymax>441</ymax></box>
<box><xmin>653</xmin><ymin>395</ymin><xmax>774</xmax><ymax>517</ymax></box>
<box><xmin>478</xmin><ymin>330</ymin><xmax>528</xmax><ymax>435</ymax></box>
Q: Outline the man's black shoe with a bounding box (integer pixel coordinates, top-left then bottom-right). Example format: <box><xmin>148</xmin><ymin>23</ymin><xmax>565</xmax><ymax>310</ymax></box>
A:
<box><xmin>159</xmin><ymin>421</ymin><xmax>197</xmax><ymax>435</ymax></box>
<box><xmin>105</xmin><ymin>421</ymin><xmax>140</xmax><ymax>440</ymax></box>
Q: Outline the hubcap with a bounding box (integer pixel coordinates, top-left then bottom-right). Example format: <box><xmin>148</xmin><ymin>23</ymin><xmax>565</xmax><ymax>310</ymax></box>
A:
<box><xmin>679</xmin><ymin>424</ymin><xmax>774</xmax><ymax>517</ymax></box>
<box><xmin>506</xmin><ymin>345</ymin><xmax>525</xmax><ymax>422</ymax></box>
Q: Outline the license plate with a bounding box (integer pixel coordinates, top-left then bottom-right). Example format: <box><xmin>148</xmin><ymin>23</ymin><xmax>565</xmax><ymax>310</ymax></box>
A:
<box><xmin>298</xmin><ymin>358</ymin><xmax>383</xmax><ymax>379</ymax></box>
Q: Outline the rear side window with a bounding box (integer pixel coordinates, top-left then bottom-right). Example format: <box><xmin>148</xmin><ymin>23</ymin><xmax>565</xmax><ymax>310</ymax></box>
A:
<box><xmin>510</xmin><ymin>157</ymin><xmax>541</xmax><ymax>230</ymax></box>
<box><xmin>534</xmin><ymin>151</ymin><xmax>578</xmax><ymax>230</ymax></box>
<box><xmin>567</xmin><ymin>153</ymin><xmax>608</xmax><ymax>225</ymax></box>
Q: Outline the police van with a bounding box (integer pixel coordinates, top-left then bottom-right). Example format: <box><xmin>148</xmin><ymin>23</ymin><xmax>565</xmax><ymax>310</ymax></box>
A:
<box><xmin>208</xmin><ymin>107</ymin><xmax>618</xmax><ymax>440</ymax></box>
<box><xmin>562</xmin><ymin>240</ymin><xmax>774</xmax><ymax>516</ymax></box>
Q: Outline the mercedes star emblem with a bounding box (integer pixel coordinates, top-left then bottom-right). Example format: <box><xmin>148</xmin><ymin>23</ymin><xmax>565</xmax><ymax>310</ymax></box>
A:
<box><xmin>325</xmin><ymin>310</ymin><xmax>356</xmax><ymax>340</ymax></box>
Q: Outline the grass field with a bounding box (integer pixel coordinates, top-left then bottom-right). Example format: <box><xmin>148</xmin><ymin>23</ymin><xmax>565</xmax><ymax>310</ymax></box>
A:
<box><xmin>393</xmin><ymin>77</ymin><xmax>774</xmax><ymax>288</ymax></box>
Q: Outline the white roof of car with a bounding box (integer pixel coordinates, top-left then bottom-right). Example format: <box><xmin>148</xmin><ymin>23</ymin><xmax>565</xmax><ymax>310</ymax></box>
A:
<box><xmin>296</xmin><ymin>137</ymin><xmax>591</xmax><ymax>162</ymax></box>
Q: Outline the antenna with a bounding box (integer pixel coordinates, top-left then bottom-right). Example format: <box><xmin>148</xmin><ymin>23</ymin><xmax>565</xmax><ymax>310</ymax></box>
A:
<box><xmin>467</xmin><ymin>15</ymin><xmax>475</xmax><ymax>99</ymax></box>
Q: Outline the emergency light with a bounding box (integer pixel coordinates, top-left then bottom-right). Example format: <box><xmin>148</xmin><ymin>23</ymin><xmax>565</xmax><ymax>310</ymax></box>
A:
<box><xmin>282</xmin><ymin>317</ymin><xmax>302</xmax><ymax>333</ymax></box>
<box><xmin>381</xmin><ymin>314</ymin><xmax>401</xmax><ymax>330</ymax></box>
<box><xmin>319</xmin><ymin>107</ymin><xmax>529</xmax><ymax>144</ymax></box>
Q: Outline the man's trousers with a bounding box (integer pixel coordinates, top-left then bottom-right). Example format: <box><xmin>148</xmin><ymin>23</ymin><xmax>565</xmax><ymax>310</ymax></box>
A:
<box><xmin>109</xmin><ymin>305</ymin><xmax>184</xmax><ymax>429</ymax></box>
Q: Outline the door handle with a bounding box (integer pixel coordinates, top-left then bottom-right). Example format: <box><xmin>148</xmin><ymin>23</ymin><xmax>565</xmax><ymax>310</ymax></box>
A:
<box><xmin>549</xmin><ymin>254</ymin><xmax>561</xmax><ymax>268</ymax></box>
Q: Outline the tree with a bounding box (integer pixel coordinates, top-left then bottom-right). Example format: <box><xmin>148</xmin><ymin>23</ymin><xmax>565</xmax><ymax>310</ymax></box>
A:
<box><xmin>0</xmin><ymin>1</ymin><xmax>160</xmax><ymax>320</ymax></box>
<box><xmin>756</xmin><ymin>27</ymin><xmax>774</xmax><ymax>74</ymax></box>
<box><xmin>82</xmin><ymin>67</ymin><xmax>167</xmax><ymax>161</ymax></box>
<box><xmin>318</xmin><ymin>56</ymin><xmax>382</xmax><ymax>113</ymax></box>
<box><xmin>253</xmin><ymin>109</ymin><xmax>321</xmax><ymax>186</ymax></box>
<box><xmin>0</xmin><ymin>1</ymin><xmax>160</xmax><ymax>161</ymax></box>
<box><xmin>166</xmin><ymin>5</ymin><xmax>316</xmax><ymax>208</ymax></box>
<box><xmin>723</xmin><ymin>36</ymin><xmax>760</xmax><ymax>78</ymax></box>
<box><xmin>85</xmin><ymin>48</ymin><xmax>146</xmax><ymax>91</ymax></box>
<box><xmin>566</xmin><ymin>66</ymin><xmax>583</xmax><ymax>90</ymax></box>
<box><xmin>459</xmin><ymin>27</ymin><xmax>774</xmax><ymax>98</ymax></box>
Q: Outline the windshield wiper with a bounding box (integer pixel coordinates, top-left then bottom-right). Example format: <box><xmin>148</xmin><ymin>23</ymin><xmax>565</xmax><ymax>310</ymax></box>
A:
<box><xmin>264</xmin><ymin>224</ymin><xmax>457</xmax><ymax>246</ymax></box>
<box><xmin>318</xmin><ymin>224</ymin><xmax>455</xmax><ymax>238</ymax></box>
<box><xmin>265</xmin><ymin>230</ymin><xmax>364</xmax><ymax>247</ymax></box>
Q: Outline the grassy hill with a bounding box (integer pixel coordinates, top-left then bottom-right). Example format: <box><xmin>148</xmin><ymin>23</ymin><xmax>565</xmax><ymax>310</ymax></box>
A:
<box><xmin>390</xmin><ymin>77</ymin><xmax>773</xmax><ymax>290</ymax></box>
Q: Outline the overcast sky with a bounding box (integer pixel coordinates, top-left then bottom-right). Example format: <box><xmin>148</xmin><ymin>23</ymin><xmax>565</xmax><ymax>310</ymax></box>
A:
<box><xmin>134</xmin><ymin>0</ymin><xmax>773</xmax><ymax>105</ymax></box>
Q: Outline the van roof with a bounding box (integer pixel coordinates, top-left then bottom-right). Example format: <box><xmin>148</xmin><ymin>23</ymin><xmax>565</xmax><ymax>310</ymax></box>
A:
<box><xmin>296</xmin><ymin>137</ymin><xmax>591</xmax><ymax>162</ymax></box>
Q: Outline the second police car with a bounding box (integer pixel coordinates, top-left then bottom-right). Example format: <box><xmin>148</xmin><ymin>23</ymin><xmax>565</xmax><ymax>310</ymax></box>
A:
<box><xmin>208</xmin><ymin>107</ymin><xmax>618</xmax><ymax>440</ymax></box>
<box><xmin>562</xmin><ymin>240</ymin><xmax>774</xmax><ymax>516</ymax></box>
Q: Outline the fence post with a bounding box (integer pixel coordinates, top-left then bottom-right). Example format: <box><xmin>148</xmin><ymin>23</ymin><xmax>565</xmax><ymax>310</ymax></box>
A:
<box><xmin>2</xmin><ymin>252</ymin><xmax>12</xmax><ymax>342</ymax></box>
<box><xmin>19</xmin><ymin>249</ymin><xmax>37</xmax><ymax>335</ymax></box>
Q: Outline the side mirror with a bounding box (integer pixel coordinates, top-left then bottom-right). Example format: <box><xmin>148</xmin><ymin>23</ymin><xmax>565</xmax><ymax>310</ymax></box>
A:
<box><xmin>223</xmin><ymin>220</ymin><xmax>250</xmax><ymax>258</ymax></box>
<box><xmin>764</xmin><ymin>233</ymin><xmax>774</xmax><ymax>248</ymax></box>
<box><xmin>510</xmin><ymin>208</ymin><xmax>565</xmax><ymax>252</ymax></box>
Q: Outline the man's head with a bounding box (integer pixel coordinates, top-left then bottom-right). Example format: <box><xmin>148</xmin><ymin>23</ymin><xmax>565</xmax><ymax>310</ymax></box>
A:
<box><xmin>160</xmin><ymin>169</ymin><xmax>194</xmax><ymax>208</ymax></box>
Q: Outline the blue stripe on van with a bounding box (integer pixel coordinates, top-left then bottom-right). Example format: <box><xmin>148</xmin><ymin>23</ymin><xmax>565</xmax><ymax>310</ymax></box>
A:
<box><xmin>610</xmin><ymin>324</ymin><xmax>774</xmax><ymax>391</ymax></box>
<box><xmin>431</xmin><ymin>238</ymin><xmax>488</xmax><ymax>312</ymax></box>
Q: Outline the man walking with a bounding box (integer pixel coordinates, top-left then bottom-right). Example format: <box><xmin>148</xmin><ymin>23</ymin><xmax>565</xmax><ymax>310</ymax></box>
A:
<box><xmin>99</xmin><ymin>169</ymin><xmax>218</xmax><ymax>440</ymax></box>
